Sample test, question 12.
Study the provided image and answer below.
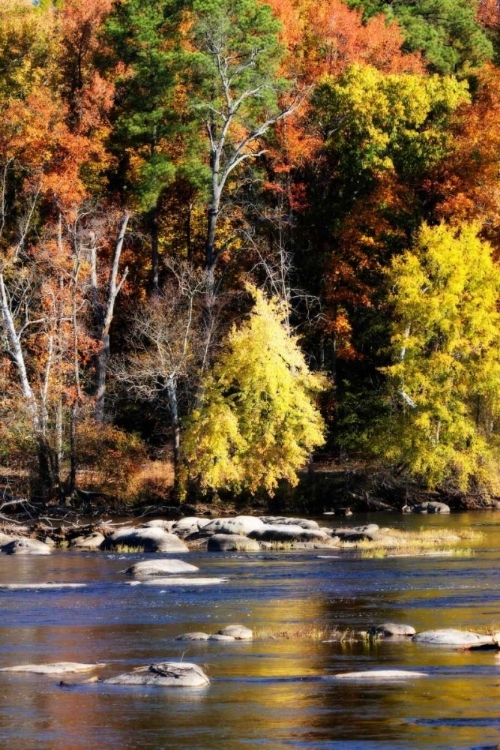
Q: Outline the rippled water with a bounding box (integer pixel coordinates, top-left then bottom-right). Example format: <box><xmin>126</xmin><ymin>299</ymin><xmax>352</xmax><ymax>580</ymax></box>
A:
<box><xmin>1</xmin><ymin>512</ymin><xmax>500</xmax><ymax>750</ymax></box>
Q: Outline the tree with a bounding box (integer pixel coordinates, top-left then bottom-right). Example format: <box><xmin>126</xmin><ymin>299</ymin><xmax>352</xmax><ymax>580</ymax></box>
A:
<box><xmin>104</xmin><ymin>0</ymin><xmax>188</xmax><ymax>288</ymax></box>
<box><xmin>187</xmin><ymin>0</ymin><xmax>297</xmax><ymax>272</ymax></box>
<box><xmin>428</xmin><ymin>65</ymin><xmax>500</xmax><ymax>252</ymax></box>
<box><xmin>306</xmin><ymin>64</ymin><xmax>468</xmax><ymax>361</ymax></box>
<box><xmin>346</xmin><ymin>0</ymin><xmax>493</xmax><ymax>75</ymax></box>
<box><xmin>115</xmin><ymin>261</ymin><xmax>208</xmax><ymax>495</ymax></box>
<box><xmin>378</xmin><ymin>222</ymin><xmax>500</xmax><ymax>494</ymax></box>
<box><xmin>183</xmin><ymin>285</ymin><xmax>325</xmax><ymax>494</ymax></box>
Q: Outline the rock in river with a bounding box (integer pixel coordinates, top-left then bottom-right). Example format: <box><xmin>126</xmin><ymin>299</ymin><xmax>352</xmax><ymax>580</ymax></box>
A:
<box><xmin>101</xmin><ymin>527</ymin><xmax>188</xmax><ymax>553</ymax></box>
<box><xmin>412</xmin><ymin>629</ymin><xmax>493</xmax><ymax>646</ymax></box>
<box><xmin>129</xmin><ymin>577</ymin><xmax>227</xmax><ymax>586</ymax></box>
<box><xmin>1</xmin><ymin>538</ymin><xmax>52</xmax><ymax>555</ymax></box>
<box><xmin>249</xmin><ymin>525</ymin><xmax>328</xmax><ymax>543</ymax></box>
<box><xmin>216</xmin><ymin>625</ymin><xmax>253</xmax><ymax>640</ymax></box>
<box><xmin>201</xmin><ymin>516</ymin><xmax>265</xmax><ymax>537</ymax></box>
<box><xmin>0</xmin><ymin>662</ymin><xmax>103</xmax><ymax>674</ymax></box>
<box><xmin>175</xmin><ymin>632</ymin><xmax>210</xmax><ymax>641</ymax></box>
<box><xmin>69</xmin><ymin>532</ymin><xmax>105</xmax><ymax>550</ymax></box>
<box><xmin>332</xmin><ymin>669</ymin><xmax>428</xmax><ymax>681</ymax></box>
<box><xmin>104</xmin><ymin>662</ymin><xmax>209</xmax><ymax>687</ymax></box>
<box><xmin>413</xmin><ymin>501</ymin><xmax>450</xmax><ymax>514</ymax></box>
<box><xmin>125</xmin><ymin>559</ymin><xmax>199</xmax><ymax>577</ymax></box>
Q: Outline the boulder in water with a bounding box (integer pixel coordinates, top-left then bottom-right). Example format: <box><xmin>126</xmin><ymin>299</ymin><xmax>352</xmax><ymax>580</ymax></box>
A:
<box><xmin>1</xmin><ymin>538</ymin><xmax>52</xmax><ymax>555</ymax></box>
<box><xmin>216</xmin><ymin>625</ymin><xmax>253</xmax><ymax>640</ymax></box>
<box><xmin>104</xmin><ymin>662</ymin><xmax>209</xmax><ymax>687</ymax></box>
<box><xmin>125</xmin><ymin>559</ymin><xmax>199</xmax><ymax>577</ymax></box>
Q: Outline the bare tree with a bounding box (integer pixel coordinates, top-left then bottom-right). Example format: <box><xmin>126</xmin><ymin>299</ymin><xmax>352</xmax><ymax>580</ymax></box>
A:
<box><xmin>115</xmin><ymin>260</ymin><xmax>209</xmax><ymax>496</ymax></box>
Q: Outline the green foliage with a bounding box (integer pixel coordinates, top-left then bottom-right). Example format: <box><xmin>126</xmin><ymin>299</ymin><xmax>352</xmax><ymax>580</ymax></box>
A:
<box><xmin>183</xmin><ymin>286</ymin><xmax>326</xmax><ymax>494</ymax></box>
<box><xmin>347</xmin><ymin>0</ymin><xmax>493</xmax><ymax>75</ymax></box>
<box><xmin>378</xmin><ymin>222</ymin><xmax>500</xmax><ymax>492</ymax></box>
<box><xmin>104</xmin><ymin>0</ymin><xmax>186</xmax><ymax>209</ymax></box>
<box><xmin>313</xmin><ymin>65</ymin><xmax>469</xmax><ymax>185</ymax></box>
<box><xmin>189</xmin><ymin>0</ymin><xmax>286</xmax><ymax>121</ymax></box>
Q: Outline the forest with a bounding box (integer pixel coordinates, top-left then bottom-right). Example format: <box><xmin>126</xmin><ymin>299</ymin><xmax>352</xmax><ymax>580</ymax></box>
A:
<box><xmin>1</xmin><ymin>0</ymin><xmax>500</xmax><ymax>512</ymax></box>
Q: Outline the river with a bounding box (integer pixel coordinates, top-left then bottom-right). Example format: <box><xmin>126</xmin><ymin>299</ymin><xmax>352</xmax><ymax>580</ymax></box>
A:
<box><xmin>0</xmin><ymin>511</ymin><xmax>499</xmax><ymax>750</ymax></box>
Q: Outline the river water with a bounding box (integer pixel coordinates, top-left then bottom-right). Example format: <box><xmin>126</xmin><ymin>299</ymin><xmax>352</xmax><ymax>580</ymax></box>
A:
<box><xmin>0</xmin><ymin>512</ymin><xmax>499</xmax><ymax>750</ymax></box>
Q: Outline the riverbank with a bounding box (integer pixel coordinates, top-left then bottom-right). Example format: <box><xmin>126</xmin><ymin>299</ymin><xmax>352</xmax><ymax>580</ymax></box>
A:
<box><xmin>0</xmin><ymin>511</ymin><xmax>482</xmax><ymax>558</ymax></box>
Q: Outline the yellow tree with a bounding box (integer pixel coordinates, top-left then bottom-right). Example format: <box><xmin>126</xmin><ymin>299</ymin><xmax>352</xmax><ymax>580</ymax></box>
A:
<box><xmin>380</xmin><ymin>222</ymin><xmax>500</xmax><ymax>494</ymax></box>
<box><xmin>183</xmin><ymin>285</ymin><xmax>325</xmax><ymax>494</ymax></box>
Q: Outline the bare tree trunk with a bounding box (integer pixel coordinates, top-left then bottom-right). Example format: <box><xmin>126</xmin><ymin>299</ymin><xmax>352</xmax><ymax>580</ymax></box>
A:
<box><xmin>0</xmin><ymin>274</ymin><xmax>40</xmax><ymax>427</ymax></box>
<box><xmin>93</xmin><ymin>212</ymin><xmax>129</xmax><ymax>422</ymax></box>
<box><xmin>151</xmin><ymin>203</ymin><xmax>159</xmax><ymax>291</ymax></box>
<box><xmin>166</xmin><ymin>376</ymin><xmax>181</xmax><ymax>499</ymax></box>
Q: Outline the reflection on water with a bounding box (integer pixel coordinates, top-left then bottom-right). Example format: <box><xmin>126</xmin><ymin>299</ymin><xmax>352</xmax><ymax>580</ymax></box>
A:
<box><xmin>0</xmin><ymin>512</ymin><xmax>500</xmax><ymax>748</ymax></box>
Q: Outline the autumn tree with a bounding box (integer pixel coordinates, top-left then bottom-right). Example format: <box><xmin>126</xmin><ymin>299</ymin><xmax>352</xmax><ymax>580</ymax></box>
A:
<box><xmin>307</xmin><ymin>65</ymin><xmax>468</xmax><ymax>359</ymax></box>
<box><xmin>186</xmin><ymin>0</ymin><xmax>297</xmax><ymax>273</ymax></box>
<box><xmin>378</xmin><ymin>222</ymin><xmax>500</xmax><ymax>495</ymax></box>
<box><xmin>347</xmin><ymin>0</ymin><xmax>493</xmax><ymax>75</ymax></box>
<box><xmin>427</xmin><ymin>65</ymin><xmax>500</xmax><ymax>252</ymax></box>
<box><xmin>115</xmin><ymin>261</ymin><xmax>208</xmax><ymax>495</ymax></box>
<box><xmin>183</xmin><ymin>285</ymin><xmax>325</xmax><ymax>495</ymax></box>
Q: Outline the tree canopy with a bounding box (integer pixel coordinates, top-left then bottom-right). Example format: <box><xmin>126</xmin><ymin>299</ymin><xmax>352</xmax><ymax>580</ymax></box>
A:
<box><xmin>379</xmin><ymin>222</ymin><xmax>500</xmax><ymax>493</ymax></box>
<box><xmin>183</xmin><ymin>287</ymin><xmax>326</xmax><ymax>494</ymax></box>
<box><xmin>3</xmin><ymin>0</ymin><xmax>500</xmax><ymax>507</ymax></box>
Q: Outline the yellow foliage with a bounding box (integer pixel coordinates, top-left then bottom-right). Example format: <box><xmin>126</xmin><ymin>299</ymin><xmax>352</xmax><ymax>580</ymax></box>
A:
<box><xmin>314</xmin><ymin>64</ymin><xmax>469</xmax><ymax>174</ymax></box>
<box><xmin>183</xmin><ymin>286</ymin><xmax>326</xmax><ymax>494</ymax></box>
<box><xmin>381</xmin><ymin>222</ymin><xmax>500</xmax><ymax>492</ymax></box>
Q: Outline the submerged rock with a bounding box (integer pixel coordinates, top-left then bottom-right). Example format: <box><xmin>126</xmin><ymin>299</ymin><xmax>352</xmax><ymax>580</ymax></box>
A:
<box><xmin>104</xmin><ymin>661</ymin><xmax>209</xmax><ymax>687</ymax></box>
<box><xmin>0</xmin><ymin>662</ymin><xmax>103</xmax><ymax>674</ymax></box>
<box><xmin>125</xmin><ymin>559</ymin><xmax>199</xmax><ymax>577</ymax></box>
<box><xmin>208</xmin><ymin>634</ymin><xmax>235</xmax><ymax>642</ymax></box>
<box><xmin>332</xmin><ymin>669</ymin><xmax>427</xmax><ymax>680</ymax></box>
<box><xmin>175</xmin><ymin>632</ymin><xmax>210</xmax><ymax>641</ymax></box>
<box><xmin>0</xmin><ymin>583</ymin><xmax>86</xmax><ymax>590</ymax></box>
<box><xmin>128</xmin><ymin>577</ymin><xmax>228</xmax><ymax>586</ymax></box>
<box><xmin>413</xmin><ymin>629</ymin><xmax>493</xmax><ymax>646</ymax></box>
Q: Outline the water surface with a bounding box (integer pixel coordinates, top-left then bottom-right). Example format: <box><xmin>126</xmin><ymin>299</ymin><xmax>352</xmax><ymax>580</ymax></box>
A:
<box><xmin>0</xmin><ymin>511</ymin><xmax>499</xmax><ymax>750</ymax></box>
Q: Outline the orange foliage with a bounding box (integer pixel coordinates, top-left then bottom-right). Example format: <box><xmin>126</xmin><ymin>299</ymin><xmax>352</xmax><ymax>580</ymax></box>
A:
<box><xmin>262</xmin><ymin>0</ymin><xmax>422</xmax><ymax>205</ymax></box>
<box><xmin>59</xmin><ymin>0</ymin><xmax>115</xmax><ymax>132</ymax></box>
<box><xmin>264</xmin><ymin>0</ymin><xmax>422</xmax><ymax>80</ymax></box>
<box><xmin>429</xmin><ymin>65</ymin><xmax>500</xmax><ymax>250</ymax></box>
<box><xmin>477</xmin><ymin>0</ymin><xmax>500</xmax><ymax>28</ymax></box>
